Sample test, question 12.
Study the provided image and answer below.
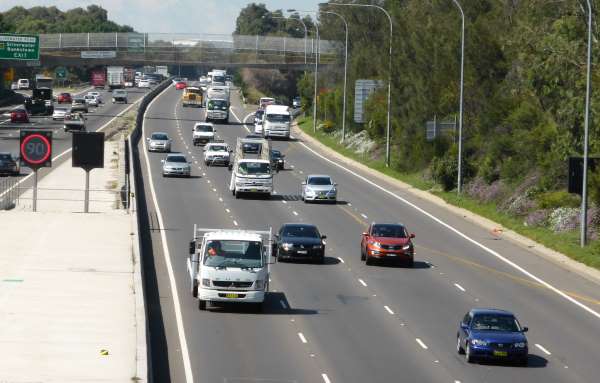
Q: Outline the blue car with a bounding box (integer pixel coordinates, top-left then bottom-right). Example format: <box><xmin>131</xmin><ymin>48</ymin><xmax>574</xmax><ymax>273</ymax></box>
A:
<box><xmin>457</xmin><ymin>308</ymin><xmax>529</xmax><ymax>366</ymax></box>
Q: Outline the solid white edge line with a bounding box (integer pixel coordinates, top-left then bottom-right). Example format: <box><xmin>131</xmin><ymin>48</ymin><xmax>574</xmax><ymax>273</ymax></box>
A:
<box><xmin>358</xmin><ymin>278</ymin><xmax>368</xmax><ymax>287</ymax></box>
<box><xmin>298</xmin><ymin>332</ymin><xmax>308</xmax><ymax>344</ymax></box>
<box><xmin>142</xmin><ymin>86</ymin><xmax>194</xmax><ymax>383</ymax></box>
<box><xmin>0</xmin><ymin>92</ymin><xmax>143</xmax><ymax>199</ymax></box>
<box><xmin>535</xmin><ymin>343</ymin><xmax>552</xmax><ymax>355</ymax></box>
<box><xmin>321</xmin><ymin>373</ymin><xmax>331</xmax><ymax>383</ymax></box>
<box><xmin>296</xmin><ymin>140</ymin><xmax>600</xmax><ymax>320</ymax></box>
<box><xmin>361</xmin><ymin>213</ymin><xmax>368</xmax><ymax>219</ymax></box>
<box><xmin>384</xmin><ymin>305</ymin><xmax>394</xmax><ymax>315</ymax></box>
<box><xmin>454</xmin><ymin>283</ymin><xmax>466</xmax><ymax>292</ymax></box>
<box><xmin>415</xmin><ymin>338</ymin><xmax>428</xmax><ymax>350</ymax></box>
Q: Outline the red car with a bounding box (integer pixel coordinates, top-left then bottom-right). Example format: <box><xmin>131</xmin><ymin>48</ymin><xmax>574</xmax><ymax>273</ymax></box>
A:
<box><xmin>175</xmin><ymin>81</ymin><xmax>187</xmax><ymax>90</ymax></box>
<box><xmin>360</xmin><ymin>223</ymin><xmax>415</xmax><ymax>267</ymax></box>
<box><xmin>57</xmin><ymin>92</ymin><xmax>72</xmax><ymax>104</ymax></box>
<box><xmin>10</xmin><ymin>109</ymin><xmax>29</xmax><ymax>123</ymax></box>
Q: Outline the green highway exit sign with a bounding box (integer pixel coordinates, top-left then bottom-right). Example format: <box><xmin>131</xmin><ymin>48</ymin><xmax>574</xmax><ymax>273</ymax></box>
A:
<box><xmin>0</xmin><ymin>33</ymin><xmax>40</xmax><ymax>61</ymax></box>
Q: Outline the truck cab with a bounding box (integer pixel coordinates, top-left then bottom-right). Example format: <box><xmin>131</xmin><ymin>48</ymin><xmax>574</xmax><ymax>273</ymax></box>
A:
<box><xmin>182</xmin><ymin>87</ymin><xmax>203</xmax><ymax>107</ymax></box>
<box><xmin>229</xmin><ymin>137</ymin><xmax>274</xmax><ymax>198</ymax></box>
<box><xmin>263</xmin><ymin>104</ymin><xmax>291</xmax><ymax>139</ymax></box>
<box><xmin>192</xmin><ymin>122</ymin><xmax>215</xmax><ymax>146</ymax></box>
<box><xmin>206</xmin><ymin>98</ymin><xmax>229</xmax><ymax>123</ymax></box>
<box><xmin>188</xmin><ymin>227</ymin><xmax>273</xmax><ymax>311</ymax></box>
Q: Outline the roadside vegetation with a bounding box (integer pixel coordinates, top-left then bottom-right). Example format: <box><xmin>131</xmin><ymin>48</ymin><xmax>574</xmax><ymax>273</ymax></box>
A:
<box><xmin>235</xmin><ymin>1</ymin><xmax>600</xmax><ymax>265</ymax></box>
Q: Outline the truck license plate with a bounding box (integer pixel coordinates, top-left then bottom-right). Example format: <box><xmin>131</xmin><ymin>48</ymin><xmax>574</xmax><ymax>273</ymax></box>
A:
<box><xmin>225</xmin><ymin>293</ymin><xmax>239</xmax><ymax>299</ymax></box>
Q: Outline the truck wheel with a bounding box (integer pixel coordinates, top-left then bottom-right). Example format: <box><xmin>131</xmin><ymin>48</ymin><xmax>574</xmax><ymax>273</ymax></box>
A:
<box><xmin>198</xmin><ymin>300</ymin><xmax>207</xmax><ymax>311</ymax></box>
<box><xmin>253</xmin><ymin>302</ymin><xmax>263</xmax><ymax>313</ymax></box>
<box><xmin>235</xmin><ymin>190</ymin><xmax>240</xmax><ymax>199</ymax></box>
<box><xmin>192</xmin><ymin>280</ymin><xmax>198</xmax><ymax>298</ymax></box>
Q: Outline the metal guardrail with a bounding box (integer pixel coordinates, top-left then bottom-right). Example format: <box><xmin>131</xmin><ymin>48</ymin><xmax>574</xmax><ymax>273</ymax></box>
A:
<box><xmin>39</xmin><ymin>33</ymin><xmax>341</xmax><ymax>55</ymax></box>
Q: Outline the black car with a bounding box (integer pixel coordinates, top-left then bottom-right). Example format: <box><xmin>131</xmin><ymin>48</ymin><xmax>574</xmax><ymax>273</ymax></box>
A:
<box><xmin>270</xmin><ymin>149</ymin><xmax>285</xmax><ymax>170</ymax></box>
<box><xmin>274</xmin><ymin>223</ymin><xmax>326</xmax><ymax>263</ymax></box>
<box><xmin>0</xmin><ymin>152</ymin><xmax>20</xmax><ymax>176</ymax></box>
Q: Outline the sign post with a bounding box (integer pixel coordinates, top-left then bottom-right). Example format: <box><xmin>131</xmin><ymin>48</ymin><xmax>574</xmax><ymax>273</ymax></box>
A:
<box><xmin>20</xmin><ymin>130</ymin><xmax>52</xmax><ymax>212</ymax></box>
<box><xmin>0</xmin><ymin>33</ymin><xmax>40</xmax><ymax>61</ymax></box>
<box><xmin>72</xmin><ymin>132</ymin><xmax>105</xmax><ymax>213</ymax></box>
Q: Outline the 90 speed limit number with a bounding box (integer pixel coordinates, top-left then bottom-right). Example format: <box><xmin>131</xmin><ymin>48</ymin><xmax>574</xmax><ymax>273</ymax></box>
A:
<box><xmin>19</xmin><ymin>130</ymin><xmax>52</xmax><ymax>169</ymax></box>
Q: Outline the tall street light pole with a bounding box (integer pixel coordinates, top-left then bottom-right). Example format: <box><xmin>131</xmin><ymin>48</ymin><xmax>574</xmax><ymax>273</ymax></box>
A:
<box><xmin>289</xmin><ymin>9</ymin><xmax>320</xmax><ymax>133</ymax></box>
<box><xmin>326</xmin><ymin>2</ymin><xmax>393</xmax><ymax>167</ymax></box>
<box><xmin>321</xmin><ymin>10</ymin><xmax>349</xmax><ymax>143</ymax></box>
<box><xmin>451</xmin><ymin>0</ymin><xmax>466</xmax><ymax>195</ymax></box>
<box><xmin>581</xmin><ymin>0</ymin><xmax>593</xmax><ymax>246</ymax></box>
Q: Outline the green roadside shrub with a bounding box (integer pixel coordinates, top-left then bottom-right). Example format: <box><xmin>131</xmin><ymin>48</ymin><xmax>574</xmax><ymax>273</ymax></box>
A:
<box><xmin>536</xmin><ymin>191</ymin><xmax>580</xmax><ymax>209</ymax></box>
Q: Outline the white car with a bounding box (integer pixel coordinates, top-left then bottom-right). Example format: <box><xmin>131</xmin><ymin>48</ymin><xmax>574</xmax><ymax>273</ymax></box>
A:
<box><xmin>192</xmin><ymin>122</ymin><xmax>215</xmax><ymax>146</ymax></box>
<box><xmin>84</xmin><ymin>94</ymin><xmax>99</xmax><ymax>107</ymax></box>
<box><xmin>52</xmin><ymin>108</ymin><xmax>69</xmax><ymax>121</ymax></box>
<box><xmin>87</xmin><ymin>91</ymin><xmax>103</xmax><ymax>104</ymax></box>
<box><xmin>17</xmin><ymin>79</ymin><xmax>29</xmax><ymax>90</ymax></box>
<box><xmin>138</xmin><ymin>79</ymin><xmax>151</xmax><ymax>88</ymax></box>
<box><xmin>203</xmin><ymin>141</ymin><xmax>230</xmax><ymax>166</ymax></box>
<box><xmin>254</xmin><ymin>119</ymin><xmax>263</xmax><ymax>134</ymax></box>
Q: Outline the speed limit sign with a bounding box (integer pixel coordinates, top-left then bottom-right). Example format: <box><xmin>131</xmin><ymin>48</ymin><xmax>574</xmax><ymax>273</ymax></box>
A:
<box><xmin>20</xmin><ymin>130</ymin><xmax>52</xmax><ymax>169</ymax></box>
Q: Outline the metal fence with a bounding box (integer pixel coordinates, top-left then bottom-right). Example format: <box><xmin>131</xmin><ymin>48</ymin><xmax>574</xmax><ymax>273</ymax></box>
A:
<box><xmin>0</xmin><ymin>177</ymin><xmax>19</xmax><ymax>210</ymax></box>
<box><xmin>39</xmin><ymin>33</ymin><xmax>341</xmax><ymax>55</ymax></box>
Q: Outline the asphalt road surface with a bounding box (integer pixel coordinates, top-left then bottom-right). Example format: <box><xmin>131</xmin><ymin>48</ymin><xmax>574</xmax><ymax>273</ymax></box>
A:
<box><xmin>139</xmin><ymin>85</ymin><xmax>600</xmax><ymax>383</ymax></box>
<box><xmin>0</xmin><ymin>86</ymin><xmax>149</xmax><ymax>197</ymax></box>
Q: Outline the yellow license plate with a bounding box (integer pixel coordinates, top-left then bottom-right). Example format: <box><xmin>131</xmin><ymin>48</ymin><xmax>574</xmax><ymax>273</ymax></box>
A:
<box><xmin>493</xmin><ymin>350</ymin><xmax>508</xmax><ymax>357</ymax></box>
<box><xmin>225</xmin><ymin>293</ymin><xmax>239</xmax><ymax>299</ymax></box>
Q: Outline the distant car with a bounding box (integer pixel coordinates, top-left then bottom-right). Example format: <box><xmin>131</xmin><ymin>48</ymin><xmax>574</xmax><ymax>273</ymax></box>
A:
<box><xmin>259</xmin><ymin>97</ymin><xmax>275</xmax><ymax>109</ymax></box>
<box><xmin>457</xmin><ymin>308</ymin><xmax>529</xmax><ymax>366</ymax></box>
<box><xmin>138</xmin><ymin>79</ymin><xmax>151</xmax><ymax>88</ymax></box>
<box><xmin>274</xmin><ymin>223</ymin><xmax>326</xmax><ymax>264</ymax></box>
<box><xmin>84</xmin><ymin>94</ymin><xmax>99</xmax><ymax>107</ymax></box>
<box><xmin>270</xmin><ymin>149</ymin><xmax>285</xmax><ymax>170</ymax></box>
<box><xmin>192</xmin><ymin>122</ymin><xmax>215</xmax><ymax>146</ymax></box>
<box><xmin>52</xmin><ymin>107</ymin><xmax>69</xmax><ymax>121</ymax></box>
<box><xmin>87</xmin><ymin>91</ymin><xmax>103</xmax><ymax>104</ymax></box>
<box><xmin>254</xmin><ymin>110</ymin><xmax>264</xmax><ymax>134</ymax></box>
<box><xmin>203</xmin><ymin>141</ymin><xmax>230</xmax><ymax>166</ymax></box>
<box><xmin>360</xmin><ymin>223</ymin><xmax>415</xmax><ymax>267</ymax></box>
<box><xmin>57</xmin><ymin>92</ymin><xmax>72</xmax><ymax>104</ymax></box>
<box><xmin>162</xmin><ymin>153</ymin><xmax>191</xmax><ymax>177</ymax></box>
<box><xmin>301</xmin><ymin>175</ymin><xmax>337</xmax><ymax>203</ymax></box>
<box><xmin>147</xmin><ymin>132</ymin><xmax>172</xmax><ymax>152</ymax></box>
<box><xmin>10</xmin><ymin>109</ymin><xmax>29</xmax><ymax>123</ymax></box>
<box><xmin>17</xmin><ymin>79</ymin><xmax>29</xmax><ymax>90</ymax></box>
<box><xmin>0</xmin><ymin>152</ymin><xmax>20</xmax><ymax>176</ymax></box>
<box><xmin>10</xmin><ymin>82</ymin><xmax>18</xmax><ymax>90</ymax></box>
<box><xmin>172</xmin><ymin>77</ymin><xmax>184</xmax><ymax>86</ymax></box>
<box><xmin>292</xmin><ymin>96</ymin><xmax>301</xmax><ymax>108</ymax></box>
<box><xmin>63</xmin><ymin>112</ymin><xmax>87</xmax><ymax>132</ymax></box>
<box><xmin>175</xmin><ymin>81</ymin><xmax>187</xmax><ymax>90</ymax></box>
<box><xmin>71</xmin><ymin>98</ymin><xmax>88</xmax><ymax>113</ymax></box>
<box><xmin>112</xmin><ymin>90</ymin><xmax>128</xmax><ymax>104</ymax></box>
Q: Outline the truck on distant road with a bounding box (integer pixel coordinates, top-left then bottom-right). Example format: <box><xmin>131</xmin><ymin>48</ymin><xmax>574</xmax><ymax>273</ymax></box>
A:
<box><xmin>107</xmin><ymin>66</ymin><xmax>124</xmax><ymax>89</ymax></box>
<box><xmin>34</xmin><ymin>74</ymin><xmax>53</xmax><ymax>89</ymax></box>
<box><xmin>188</xmin><ymin>226</ymin><xmax>273</xmax><ymax>311</ymax></box>
<box><xmin>123</xmin><ymin>68</ymin><xmax>135</xmax><ymax>87</ymax></box>
<box><xmin>156</xmin><ymin>65</ymin><xmax>169</xmax><ymax>78</ymax></box>
<box><xmin>182</xmin><ymin>87</ymin><xmax>203</xmax><ymax>107</ymax></box>
<box><xmin>262</xmin><ymin>104</ymin><xmax>291</xmax><ymax>139</ymax></box>
<box><xmin>91</xmin><ymin>69</ymin><xmax>106</xmax><ymax>88</ymax></box>
<box><xmin>229</xmin><ymin>137</ymin><xmax>273</xmax><ymax>198</ymax></box>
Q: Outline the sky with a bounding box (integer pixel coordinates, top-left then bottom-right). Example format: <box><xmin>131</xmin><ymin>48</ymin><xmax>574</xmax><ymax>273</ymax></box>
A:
<box><xmin>0</xmin><ymin>1</ymin><xmax>322</xmax><ymax>35</ymax></box>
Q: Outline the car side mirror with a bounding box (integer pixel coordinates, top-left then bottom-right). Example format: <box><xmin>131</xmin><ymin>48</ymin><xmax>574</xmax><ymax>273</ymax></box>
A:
<box><xmin>334</xmin><ymin>183</ymin><xmax>338</xmax><ymax>186</ymax></box>
<box><xmin>189</xmin><ymin>241</ymin><xmax>196</xmax><ymax>255</ymax></box>
<box><xmin>301</xmin><ymin>182</ymin><xmax>306</xmax><ymax>185</ymax></box>
<box><xmin>161</xmin><ymin>160</ymin><xmax>165</xmax><ymax>163</ymax></box>
<box><xmin>460</xmin><ymin>323</ymin><xmax>468</xmax><ymax>330</ymax></box>
<box><xmin>188</xmin><ymin>162</ymin><xmax>192</xmax><ymax>165</ymax></box>
<box><xmin>321</xmin><ymin>235</ymin><xmax>327</xmax><ymax>240</ymax></box>
<box><xmin>362</xmin><ymin>232</ymin><xmax>368</xmax><ymax>236</ymax></box>
<box><xmin>410</xmin><ymin>233</ymin><xmax>416</xmax><ymax>239</ymax></box>
<box><xmin>522</xmin><ymin>327</ymin><xmax>528</xmax><ymax>333</ymax></box>
<box><xmin>146</xmin><ymin>137</ymin><xmax>150</xmax><ymax>141</ymax></box>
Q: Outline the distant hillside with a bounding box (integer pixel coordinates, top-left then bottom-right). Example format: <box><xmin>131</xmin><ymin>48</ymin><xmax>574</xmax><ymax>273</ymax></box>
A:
<box><xmin>0</xmin><ymin>5</ymin><xmax>133</xmax><ymax>34</ymax></box>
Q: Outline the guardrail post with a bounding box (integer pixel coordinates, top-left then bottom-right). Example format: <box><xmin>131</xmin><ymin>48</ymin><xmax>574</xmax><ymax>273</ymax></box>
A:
<box><xmin>115</xmin><ymin>32</ymin><xmax>118</xmax><ymax>48</ymax></box>
<box><xmin>87</xmin><ymin>33</ymin><xmax>90</xmax><ymax>49</ymax></box>
<box><xmin>59</xmin><ymin>33</ymin><xmax>62</xmax><ymax>49</ymax></box>
<box><xmin>255</xmin><ymin>35</ymin><xmax>259</xmax><ymax>61</ymax></box>
<box><xmin>283</xmin><ymin>37</ymin><xmax>286</xmax><ymax>61</ymax></box>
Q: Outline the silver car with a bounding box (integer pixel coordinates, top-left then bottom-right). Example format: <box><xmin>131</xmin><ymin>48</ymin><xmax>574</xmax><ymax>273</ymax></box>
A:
<box><xmin>52</xmin><ymin>107</ymin><xmax>69</xmax><ymax>120</ymax></box>
<box><xmin>147</xmin><ymin>132</ymin><xmax>172</xmax><ymax>152</ymax></box>
<box><xmin>301</xmin><ymin>175</ymin><xmax>338</xmax><ymax>203</ymax></box>
<box><xmin>162</xmin><ymin>153</ymin><xmax>191</xmax><ymax>177</ymax></box>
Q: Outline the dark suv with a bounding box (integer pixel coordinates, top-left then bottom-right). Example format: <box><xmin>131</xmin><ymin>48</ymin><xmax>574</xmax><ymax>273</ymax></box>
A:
<box><xmin>0</xmin><ymin>153</ymin><xmax>20</xmax><ymax>176</ymax></box>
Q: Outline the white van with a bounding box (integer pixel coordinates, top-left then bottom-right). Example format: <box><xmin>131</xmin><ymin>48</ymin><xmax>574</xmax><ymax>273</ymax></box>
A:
<box><xmin>263</xmin><ymin>104</ymin><xmax>291</xmax><ymax>139</ymax></box>
<box><xmin>17</xmin><ymin>79</ymin><xmax>30</xmax><ymax>90</ymax></box>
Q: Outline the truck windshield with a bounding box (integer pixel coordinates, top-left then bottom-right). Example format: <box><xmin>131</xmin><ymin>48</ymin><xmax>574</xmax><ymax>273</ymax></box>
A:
<box><xmin>203</xmin><ymin>240</ymin><xmax>263</xmax><ymax>268</ymax></box>
<box><xmin>212</xmin><ymin>75</ymin><xmax>225</xmax><ymax>84</ymax></box>
<box><xmin>266</xmin><ymin>114</ymin><xmax>290</xmax><ymax>123</ymax></box>
<box><xmin>195</xmin><ymin>125</ymin><xmax>213</xmax><ymax>132</ymax></box>
<box><xmin>208</xmin><ymin>100</ymin><xmax>228</xmax><ymax>110</ymax></box>
<box><xmin>237</xmin><ymin>162</ymin><xmax>271</xmax><ymax>175</ymax></box>
<box><xmin>210</xmin><ymin>145</ymin><xmax>227</xmax><ymax>152</ymax></box>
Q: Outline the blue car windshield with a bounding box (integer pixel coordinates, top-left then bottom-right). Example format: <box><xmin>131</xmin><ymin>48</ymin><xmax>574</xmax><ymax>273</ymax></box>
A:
<box><xmin>471</xmin><ymin>314</ymin><xmax>521</xmax><ymax>332</ymax></box>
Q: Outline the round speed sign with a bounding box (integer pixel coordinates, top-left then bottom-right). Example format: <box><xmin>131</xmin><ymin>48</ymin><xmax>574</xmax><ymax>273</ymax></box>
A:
<box><xmin>20</xmin><ymin>133</ymin><xmax>52</xmax><ymax>167</ymax></box>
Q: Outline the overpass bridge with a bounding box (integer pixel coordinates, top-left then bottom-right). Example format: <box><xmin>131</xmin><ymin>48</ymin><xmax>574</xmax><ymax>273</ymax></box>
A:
<box><xmin>4</xmin><ymin>32</ymin><xmax>341</xmax><ymax>69</ymax></box>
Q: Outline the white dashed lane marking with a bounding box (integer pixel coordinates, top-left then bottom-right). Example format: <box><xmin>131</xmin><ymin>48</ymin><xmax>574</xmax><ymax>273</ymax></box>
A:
<box><xmin>415</xmin><ymin>338</ymin><xmax>428</xmax><ymax>350</ymax></box>
<box><xmin>337</xmin><ymin>257</ymin><xmax>345</xmax><ymax>263</ymax></box>
<box><xmin>535</xmin><ymin>344</ymin><xmax>552</xmax><ymax>355</ymax></box>
<box><xmin>293</xmin><ymin>211</ymin><xmax>299</xmax><ymax>216</ymax></box>
<box><xmin>384</xmin><ymin>306</ymin><xmax>394</xmax><ymax>315</ymax></box>
<box><xmin>453</xmin><ymin>283</ymin><xmax>466</xmax><ymax>292</ymax></box>
<box><xmin>358</xmin><ymin>278</ymin><xmax>368</xmax><ymax>287</ymax></box>
<box><xmin>360</xmin><ymin>213</ymin><xmax>368</xmax><ymax>219</ymax></box>
<box><xmin>322</xmin><ymin>374</ymin><xmax>331</xmax><ymax>383</ymax></box>
<box><xmin>298</xmin><ymin>333</ymin><xmax>308</xmax><ymax>344</ymax></box>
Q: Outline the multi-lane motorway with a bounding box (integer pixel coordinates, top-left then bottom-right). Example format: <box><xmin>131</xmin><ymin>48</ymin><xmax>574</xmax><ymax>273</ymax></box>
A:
<box><xmin>139</xmin><ymin>85</ymin><xmax>600</xmax><ymax>383</ymax></box>
<box><xmin>0</xmin><ymin>87</ymin><xmax>149</xmax><ymax>197</ymax></box>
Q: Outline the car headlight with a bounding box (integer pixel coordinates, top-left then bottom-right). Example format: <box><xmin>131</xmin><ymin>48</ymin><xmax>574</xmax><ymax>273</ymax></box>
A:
<box><xmin>254</xmin><ymin>280</ymin><xmax>264</xmax><ymax>290</ymax></box>
<box><xmin>201</xmin><ymin>278</ymin><xmax>211</xmax><ymax>287</ymax></box>
<box><xmin>281</xmin><ymin>243</ymin><xmax>293</xmax><ymax>251</ymax></box>
<box><xmin>305</xmin><ymin>188</ymin><xmax>316</xmax><ymax>195</ymax></box>
<box><xmin>402</xmin><ymin>244</ymin><xmax>412</xmax><ymax>251</ymax></box>
<box><xmin>313</xmin><ymin>244</ymin><xmax>323</xmax><ymax>249</ymax></box>
<box><xmin>514</xmin><ymin>342</ymin><xmax>527</xmax><ymax>348</ymax></box>
<box><xmin>368</xmin><ymin>241</ymin><xmax>382</xmax><ymax>248</ymax></box>
<box><xmin>471</xmin><ymin>339</ymin><xmax>488</xmax><ymax>346</ymax></box>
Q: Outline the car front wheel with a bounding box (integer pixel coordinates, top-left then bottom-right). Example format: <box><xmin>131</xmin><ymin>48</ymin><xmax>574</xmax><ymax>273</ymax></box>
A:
<box><xmin>456</xmin><ymin>337</ymin><xmax>464</xmax><ymax>354</ymax></box>
<box><xmin>465</xmin><ymin>343</ymin><xmax>475</xmax><ymax>363</ymax></box>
